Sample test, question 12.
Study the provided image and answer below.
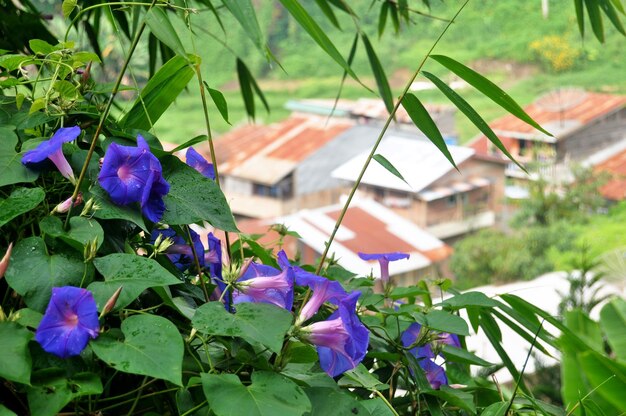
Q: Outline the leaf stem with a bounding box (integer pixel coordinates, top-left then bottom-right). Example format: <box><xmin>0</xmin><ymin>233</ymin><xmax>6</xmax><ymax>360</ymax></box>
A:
<box><xmin>63</xmin><ymin>0</ymin><xmax>157</xmax><ymax>231</ymax></box>
<box><xmin>373</xmin><ymin>389</ymin><xmax>400</xmax><ymax>416</ymax></box>
<box><xmin>126</xmin><ymin>376</ymin><xmax>148</xmax><ymax>416</ymax></box>
<box><xmin>193</xmin><ymin>64</ymin><xmax>232</xmax><ymax>259</ymax></box>
<box><xmin>186</xmin><ymin>225</ymin><xmax>210</xmax><ymax>303</ymax></box>
<box><xmin>314</xmin><ymin>0</ymin><xmax>470</xmax><ymax>275</ymax></box>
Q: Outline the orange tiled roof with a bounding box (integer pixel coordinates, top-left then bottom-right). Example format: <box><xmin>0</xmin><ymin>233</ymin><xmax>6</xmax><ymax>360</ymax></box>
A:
<box><xmin>469</xmin><ymin>91</ymin><xmax>626</xmax><ymax>154</ymax></box>
<box><xmin>196</xmin><ymin>115</ymin><xmax>353</xmax><ymax>176</ymax></box>
<box><xmin>595</xmin><ymin>148</ymin><xmax>626</xmax><ymax>201</ymax></box>
<box><xmin>488</xmin><ymin>91</ymin><xmax>626</xmax><ymax>137</ymax></box>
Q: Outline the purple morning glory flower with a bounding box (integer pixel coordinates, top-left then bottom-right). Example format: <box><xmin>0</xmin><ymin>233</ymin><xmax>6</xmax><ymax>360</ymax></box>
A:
<box><xmin>358</xmin><ymin>252</ymin><xmax>410</xmax><ymax>283</ymax></box>
<box><xmin>98</xmin><ymin>135</ymin><xmax>170</xmax><ymax>222</ymax></box>
<box><xmin>35</xmin><ymin>286</ymin><xmax>99</xmax><ymax>359</ymax></box>
<box><xmin>186</xmin><ymin>147</ymin><xmax>215</xmax><ymax>180</ymax></box>
<box><xmin>205</xmin><ymin>233</ymin><xmax>224</xmax><ymax>293</ymax></box>
<box><xmin>421</xmin><ymin>357</ymin><xmax>449</xmax><ymax>389</ymax></box>
<box><xmin>233</xmin><ymin>258</ymin><xmax>295</xmax><ymax>310</ymax></box>
<box><xmin>439</xmin><ymin>332</ymin><xmax>461</xmax><ymax>348</ymax></box>
<box><xmin>276</xmin><ymin>250</ymin><xmax>347</xmax><ymax>322</ymax></box>
<box><xmin>22</xmin><ymin>126</ymin><xmax>81</xmax><ymax>182</ymax></box>
<box><xmin>151</xmin><ymin>228</ymin><xmax>205</xmax><ymax>272</ymax></box>
<box><xmin>401</xmin><ymin>322</ymin><xmax>458</xmax><ymax>389</ymax></box>
<box><xmin>300</xmin><ymin>291</ymin><xmax>369</xmax><ymax>377</ymax></box>
<box><xmin>296</xmin><ymin>271</ymin><xmax>348</xmax><ymax>324</ymax></box>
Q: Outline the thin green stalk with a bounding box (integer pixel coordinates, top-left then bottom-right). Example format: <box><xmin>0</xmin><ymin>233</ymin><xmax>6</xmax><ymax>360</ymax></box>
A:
<box><xmin>199</xmin><ymin>335</ymin><xmax>216</xmax><ymax>373</ymax></box>
<box><xmin>184</xmin><ymin>2</ymin><xmax>232</xmax><ymax>260</ymax></box>
<box><xmin>126</xmin><ymin>376</ymin><xmax>148</xmax><ymax>416</ymax></box>
<box><xmin>186</xmin><ymin>225</ymin><xmax>210</xmax><ymax>302</ymax></box>
<box><xmin>96</xmin><ymin>387</ymin><xmax>183</xmax><ymax>413</ymax></box>
<box><xmin>503</xmin><ymin>319</ymin><xmax>545</xmax><ymax>415</ymax></box>
<box><xmin>95</xmin><ymin>378</ymin><xmax>159</xmax><ymax>403</ymax></box>
<box><xmin>193</xmin><ymin>65</ymin><xmax>232</xmax><ymax>259</ymax></box>
<box><xmin>181</xmin><ymin>400</ymin><xmax>208</xmax><ymax>416</ymax></box>
<box><xmin>314</xmin><ymin>0</ymin><xmax>469</xmax><ymax>275</ymax></box>
<box><xmin>63</xmin><ymin>0</ymin><xmax>157</xmax><ymax>231</ymax></box>
<box><xmin>565</xmin><ymin>375</ymin><xmax>617</xmax><ymax>416</ymax></box>
<box><xmin>373</xmin><ymin>389</ymin><xmax>400</xmax><ymax>416</ymax></box>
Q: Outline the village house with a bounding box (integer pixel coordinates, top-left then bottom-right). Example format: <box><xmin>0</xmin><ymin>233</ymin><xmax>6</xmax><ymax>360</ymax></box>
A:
<box><xmin>235</xmin><ymin>198</ymin><xmax>453</xmax><ymax>286</ymax></box>
<box><xmin>468</xmin><ymin>89</ymin><xmax>626</xmax><ymax>180</ymax></box>
<box><xmin>194</xmin><ymin>114</ymin><xmax>355</xmax><ymax>219</ymax></box>
<box><xmin>332</xmin><ymin>136</ymin><xmax>507</xmax><ymax>241</ymax></box>
<box><xmin>194</xmin><ymin>103</ymin><xmax>459</xmax><ymax>221</ymax></box>
<box><xmin>584</xmin><ymin>139</ymin><xmax>626</xmax><ymax>201</ymax></box>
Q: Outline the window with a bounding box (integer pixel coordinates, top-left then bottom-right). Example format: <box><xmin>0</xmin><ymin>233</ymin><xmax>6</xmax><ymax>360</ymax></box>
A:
<box><xmin>252</xmin><ymin>175</ymin><xmax>293</xmax><ymax>199</ymax></box>
<box><xmin>518</xmin><ymin>139</ymin><xmax>529</xmax><ymax>156</ymax></box>
<box><xmin>446</xmin><ymin>194</ymin><xmax>457</xmax><ymax>207</ymax></box>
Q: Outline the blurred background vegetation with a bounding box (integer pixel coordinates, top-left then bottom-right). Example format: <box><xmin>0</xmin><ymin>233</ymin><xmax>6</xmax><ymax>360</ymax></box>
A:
<box><xmin>34</xmin><ymin>0</ymin><xmax>626</xmax><ymax>142</ymax></box>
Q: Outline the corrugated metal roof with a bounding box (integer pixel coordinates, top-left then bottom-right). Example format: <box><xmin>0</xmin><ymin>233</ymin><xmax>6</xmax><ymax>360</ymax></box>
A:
<box><xmin>332</xmin><ymin>136</ymin><xmax>475</xmax><ymax>193</ymax></box>
<box><xmin>232</xmin><ymin>198</ymin><xmax>452</xmax><ymax>277</ymax></box>
<box><xmin>277</xmin><ymin>198</ymin><xmax>452</xmax><ymax>277</ymax></box>
<box><xmin>195</xmin><ymin>115</ymin><xmax>353</xmax><ymax>183</ymax></box>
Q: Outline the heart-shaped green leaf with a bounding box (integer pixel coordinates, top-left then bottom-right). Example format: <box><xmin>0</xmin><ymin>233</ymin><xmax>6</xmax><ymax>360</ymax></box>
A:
<box><xmin>192</xmin><ymin>302</ymin><xmax>292</xmax><ymax>353</ymax></box>
<box><xmin>91</xmin><ymin>314</ymin><xmax>183</xmax><ymax>386</ymax></box>
<box><xmin>0</xmin><ymin>187</ymin><xmax>44</xmax><ymax>227</ymax></box>
<box><xmin>201</xmin><ymin>371</ymin><xmax>311</xmax><ymax>416</ymax></box>
<box><xmin>39</xmin><ymin>216</ymin><xmax>103</xmax><ymax>252</ymax></box>
<box><xmin>89</xmin><ymin>253</ymin><xmax>180</xmax><ymax>311</ymax></box>
<box><xmin>161</xmin><ymin>156</ymin><xmax>238</xmax><ymax>232</ymax></box>
<box><xmin>0</xmin><ymin>127</ymin><xmax>39</xmax><ymax>187</ymax></box>
<box><xmin>27</xmin><ymin>370</ymin><xmax>102</xmax><ymax>416</ymax></box>
<box><xmin>5</xmin><ymin>237</ymin><xmax>87</xmax><ymax>311</ymax></box>
<box><xmin>0</xmin><ymin>322</ymin><xmax>32</xmax><ymax>384</ymax></box>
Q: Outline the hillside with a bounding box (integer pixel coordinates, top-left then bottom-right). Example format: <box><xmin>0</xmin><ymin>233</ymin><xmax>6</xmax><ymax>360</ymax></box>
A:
<box><xmin>153</xmin><ymin>0</ymin><xmax>626</xmax><ymax>143</ymax></box>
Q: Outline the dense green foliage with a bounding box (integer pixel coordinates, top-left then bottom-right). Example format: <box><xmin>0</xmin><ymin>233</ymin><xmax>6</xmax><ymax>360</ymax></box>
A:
<box><xmin>1</xmin><ymin>0</ymin><xmax>625</xmax><ymax>414</ymax></box>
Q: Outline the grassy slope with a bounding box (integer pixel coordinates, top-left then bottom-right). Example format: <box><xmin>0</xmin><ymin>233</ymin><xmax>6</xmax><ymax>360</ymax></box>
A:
<box><xmin>153</xmin><ymin>0</ymin><xmax>626</xmax><ymax>144</ymax></box>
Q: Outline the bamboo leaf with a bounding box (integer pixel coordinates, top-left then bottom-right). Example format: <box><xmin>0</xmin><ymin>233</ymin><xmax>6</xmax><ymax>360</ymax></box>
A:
<box><xmin>222</xmin><ymin>0</ymin><xmax>270</xmax><ymax>59</ymax></box>
<box><xmin>599</xmin><ymin>0</ymin><xmax>626</xmax><ymax>35</ymax></box>
<box><xmin>373</xmin><ymin>154</ymin><xmax>409</xmax><ymax>186</ymax></box>
<box><xmin>430</xmin><ymin>55</ymin><xmax>551</xmax><ymax>136</ymax></box>
<box><xmin>611</xmin><ymin>0</ymin><xmax>625</xmax><ymax>14</ymax></box>
<box><xmin>237</xmin><ymin>58</ymin><xmax>255</xmax><ymax>119</ymax></box>
<box><xmin>169</xmin><ymin>135</ymin><xmax>209</xmax><ymax>154</ymax></box>
<box><xmin>378</xmin><ymin>1</ymin><xmax>389</xmax><ymax>37</ymax></box>
<box><xmin>330</xmin><ymin>34</ymin><xmax>358</xmax><ymax>118</ymax></box>
<box><xmin>278</xmin><ymin>0</ymin><xmax>361</xmax><ymax>82</ymax></box>
<box><xmin>389</xmin><ymin>2</ymin><xmax>400</xmax><ymax>33</ymax></box>
<box><xmin>206</xmin><ymin>0</ymin><xmax>226</xmax><ymax>34</ymax></box>
<box><xmin>145</xmin><ymin>7</ymin><xmax>187</xmax><ymax>58</ymax></box>
<box><xmin>120</xmin><ymin>55</ymin><xmax>195</xmax><ymax>130</ymax></box>
<box><xmin>401</xmin><ymin>93</ymin><xmax>457</xmax><ymax>169</ymax></box>
<box><xmin>362</xmin><ymin>33</ymin><xmax>394</xmax><ymax>116</ymax></box>
<box><xmin>314</xmin><ymin>0</ymin><xmax>341</xmax><ymax>29</ymax></box>
<box><xmin>479</xmin><ymin>311</ymin><xmax>530</xmax><ymax>395</ymax></box>
<box><xmin>203</xmin><ymin>81</ymin><xmax>230</xmax><ymax>124</ymax></box>
<box><xmin>585</xmin><ymin>0</ymin><xmax>605</xmax><ymax>42</ymax></box>
<box><xmin>422</xmin><ymin>71</ymin><xmax>526</xmax><ymax>172</ymax></box>
<box><xmin>236</xmin><ymin>59</ymin><xmax>269</xmax><ymax>120</ymax></box>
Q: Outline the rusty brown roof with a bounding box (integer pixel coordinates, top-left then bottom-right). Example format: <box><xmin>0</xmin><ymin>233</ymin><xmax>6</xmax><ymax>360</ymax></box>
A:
<box><xmin>595</xmin><ymin>147</ymin><xmax>626</xmax><ymax>201</ymax></box>
<box><xmin>488</xmin><ymin>91</ymin><xmax>626</xmax><ymax>137</ymax></box>
<box><xmin>195</xmin><ymin>115</ymin><xmax>353</xmax><ymax>178</ymax></box>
